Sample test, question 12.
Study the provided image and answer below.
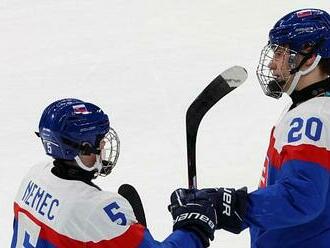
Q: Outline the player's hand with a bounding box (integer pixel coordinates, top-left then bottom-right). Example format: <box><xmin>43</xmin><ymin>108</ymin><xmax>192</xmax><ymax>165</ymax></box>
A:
<box><xmin>168</xmin><ymin>188</ymin><xmax>217</xmax><ymax>247</ymax></box>
<box><xmin>196</xmin><ymin>187</ymin><xmax>248</xmax><ymax>234</ymax></box>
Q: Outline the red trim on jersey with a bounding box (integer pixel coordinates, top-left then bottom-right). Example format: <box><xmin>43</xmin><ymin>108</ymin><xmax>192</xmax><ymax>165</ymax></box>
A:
<box><xmin>267</xmin><ymin>132</ymin><xmax>330</xmax><ymax>170</ymax></box>
<box><xmin>14</xmin><ymin>202</ymin><xmax>145</xmax><ymax>247</ymax></box>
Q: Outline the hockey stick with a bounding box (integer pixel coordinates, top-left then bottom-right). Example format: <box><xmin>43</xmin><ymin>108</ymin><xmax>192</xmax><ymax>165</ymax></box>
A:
<box><xmin>186</xmin><ymin>66</ymin><xmax>248</xmax><ymax>189</ymax></box>
<box><xmin>118</xmin><ymin>184</ymin><xmax>147</xmax><ymax>227</ymax></box>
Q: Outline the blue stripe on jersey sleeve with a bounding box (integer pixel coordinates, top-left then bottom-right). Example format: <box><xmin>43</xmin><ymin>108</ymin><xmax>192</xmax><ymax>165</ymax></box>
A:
<box><xmin>11</xmin><ymin>217</ymin><xmax>56</xmax><ymax>248</ymax></box>
<box><xmin>138</xmin><ymin>229</ymin><xmax>202</xmax><ymax>248</ymax></box>
<box><xmin>10</xmin><ymin>218</ymin><xmax>17</xmax><ymax>248</ymax></box>
<box><xmin>245</xmin><ymin>160</ymin><xmax>330</xmax><ymax>230</ymax></box>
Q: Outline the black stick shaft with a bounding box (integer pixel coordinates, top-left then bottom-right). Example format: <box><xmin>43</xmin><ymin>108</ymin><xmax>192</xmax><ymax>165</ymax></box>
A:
<box><xmin>186</xmin><ymin>75</ymin><xmax>232</xmax><ymax>189</ymax></box>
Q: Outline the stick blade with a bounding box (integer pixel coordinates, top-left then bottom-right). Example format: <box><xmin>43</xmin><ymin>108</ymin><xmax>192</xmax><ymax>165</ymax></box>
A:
<box><xmin>118</xmin><ymin>184</ymin><xmax>147</xmax><ymax>227</ymax></box>
<box><xmin>221</xmin><ymin>65</ymin><xmax>248</xmax><ymax>88</ymax></box>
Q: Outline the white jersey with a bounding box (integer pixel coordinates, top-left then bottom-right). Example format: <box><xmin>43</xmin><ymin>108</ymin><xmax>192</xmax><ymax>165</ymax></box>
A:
<box><xmin>11</xmin><ymin>162</ymin><xmax>204</xmax><ymax>248</ymax></box>
<box><xmin>11</xmin><ymin>162</ymin><xmax>144</xmax><ymax>247</ymax></box>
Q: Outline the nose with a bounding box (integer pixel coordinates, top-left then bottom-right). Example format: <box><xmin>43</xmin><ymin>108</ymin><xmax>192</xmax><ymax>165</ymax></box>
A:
<box><xmin>268</xmin><ymin>59</ymin><xmax>277</xmax><ymax>70</ymax></box>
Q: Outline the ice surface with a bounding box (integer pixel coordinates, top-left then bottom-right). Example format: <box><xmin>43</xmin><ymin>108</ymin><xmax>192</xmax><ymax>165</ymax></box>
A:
<box><xmin>1</xmin><ymin>0</ymin><xmax>328</xmax><ymax>246</ymax></box>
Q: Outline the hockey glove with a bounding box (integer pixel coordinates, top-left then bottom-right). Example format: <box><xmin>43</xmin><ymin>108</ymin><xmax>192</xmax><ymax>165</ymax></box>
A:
<box><xmin>168</xmin><ymin>188</ymin><xmax>217</xmax><ymax>248</ymax></box>
<box><xmin>196</xmin><ymin>187</ymin><xmax>248</xmax><ymax>234</ymax></box>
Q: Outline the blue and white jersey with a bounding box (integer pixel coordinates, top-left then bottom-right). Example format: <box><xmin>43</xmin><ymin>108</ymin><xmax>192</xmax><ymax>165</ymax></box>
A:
<box><xmin>11</xmin><ymin>162</ymin><xmax>202</xmax><ymax>248</ymax></box>
<box><xmin>246</xmin><ymin>96</ymin><xmax>330</xmax><ymax>248</ymax></box>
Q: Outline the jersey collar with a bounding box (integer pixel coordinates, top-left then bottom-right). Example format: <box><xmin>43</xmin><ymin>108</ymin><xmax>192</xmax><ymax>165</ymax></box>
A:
<box><xmin>289</xmin><ymin>77</ymin><xmax>330</xmax><ymax>110</ymax></box>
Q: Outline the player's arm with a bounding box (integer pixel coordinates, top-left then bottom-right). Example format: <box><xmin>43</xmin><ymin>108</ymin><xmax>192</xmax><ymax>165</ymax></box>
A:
<box><xmin>246</xmin><ymin>156</ymin><xmax>330</xmax><ymax>229</ymax></box>
<box><xmin>136</xmin><ymin>188</ymin><xmax>217</xmax><ymax>247</ymax></box>
<box><xmin>85</xmin><ymin>191</ymin><xmax>216</xmax><ymax>248</ymax></box>
<box><xmin>187</xmin><ymin>150</ymin><xmax>329</xmax><ymax>233</ymax></box>
<box><xmin>132</xmin><ymin>226</ymin><xmax>205</xmax><ymax>248</ymax></box>
<box><xmin>190</xmin><ymin>113</ymin><xmax>330</xmax><ymax>233</ymax></box>
<box><xmin>117</xmin><ymin>184</ymin><xmax>214</xmax><ymax>247</ymax></box>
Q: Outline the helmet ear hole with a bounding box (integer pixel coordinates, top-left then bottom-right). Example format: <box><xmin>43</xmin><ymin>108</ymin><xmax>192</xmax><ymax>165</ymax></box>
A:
<box><xmin>80</xmin><ymin>142</ymin><xmax>94</xmax><ymax>155</ymax></box>
<box><xmin>288</xmin><ymin>54</ymin><xmax>297</xmax><ymax>70</ymax></box>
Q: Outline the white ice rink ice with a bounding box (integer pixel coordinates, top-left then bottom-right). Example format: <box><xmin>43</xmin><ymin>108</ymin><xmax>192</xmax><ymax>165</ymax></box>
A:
<box><xmin>1</xmin><ymin>0</ymin><xmax>328</xmax><ymax>246</ymax></box>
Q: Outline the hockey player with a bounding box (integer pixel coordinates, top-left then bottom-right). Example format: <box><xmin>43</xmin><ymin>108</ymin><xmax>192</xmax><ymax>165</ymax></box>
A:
<box><xmin>171</xmin><ymin>8</ymin><xmax>330</xmax><ymax>248</ymax></box>
<box><xmin>11</xmin><ymin>98</ymin><xmax>216</xmax><ymax>247</ymax></box>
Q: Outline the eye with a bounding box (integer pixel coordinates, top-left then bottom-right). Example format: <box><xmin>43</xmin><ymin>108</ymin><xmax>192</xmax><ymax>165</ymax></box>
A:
<box><xmin>273</xmin><ymin>47</ymin><xmax>285</xmax><ymax>56</ymax></box>
<box><xmin>273</xmin><ymin>51</ymin><xmax>283</xmax><ymax>59</ymax></box>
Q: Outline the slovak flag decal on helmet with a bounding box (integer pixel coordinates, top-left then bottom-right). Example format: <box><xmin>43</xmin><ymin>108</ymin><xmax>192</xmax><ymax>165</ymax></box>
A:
<box><xmin>297</xmin><ymin>10</ymin><xmax>313</xmax><ymax>18</ymax></box>
<box><xmin>73</xmin><ymin>104</ymin><xmax>89</xmax><ymax>114</ymax></box>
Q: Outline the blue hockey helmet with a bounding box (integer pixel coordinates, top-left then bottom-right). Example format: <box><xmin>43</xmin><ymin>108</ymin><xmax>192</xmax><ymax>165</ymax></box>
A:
<box><xmin>269</xmin><ymin>8</ymin><xmax>330</xmax><ymax>57</ymax></box>
<box><xmin>37</xmin><ymin>98</ymin><xmax>120</xmax><ymax>176</ymax></box>
<box><xmin>257</xmin><ymin>9</ymin><xmax>330</xmax><ymax>99</ymax></box>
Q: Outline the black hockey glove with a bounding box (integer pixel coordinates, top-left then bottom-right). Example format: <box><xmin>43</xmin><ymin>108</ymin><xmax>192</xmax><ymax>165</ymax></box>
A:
<box><xmin>168</xmin><ymin>188</ymin><xmax>217</xmax><ymax>248</ymax></box>
<box><xmin>195</xmin><ymin>187</ymin><xmax>248</xmax><ymax>234</ymax></box>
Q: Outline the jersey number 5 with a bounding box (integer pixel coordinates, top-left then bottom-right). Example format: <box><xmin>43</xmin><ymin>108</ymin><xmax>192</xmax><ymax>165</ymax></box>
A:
<box><xmin>288</xmin><ymin>117</ymin><xmax>323</xmax><ymax>143</ymax></box>
<box><xmin>104</xmin><ymin>202</ymin><xmax>127</xmax><ymax>225</ymax></box>
<box><xmin>14</xmin><ymin>212</ymin><xmax>41</xmax><ymax>248</ymax></box>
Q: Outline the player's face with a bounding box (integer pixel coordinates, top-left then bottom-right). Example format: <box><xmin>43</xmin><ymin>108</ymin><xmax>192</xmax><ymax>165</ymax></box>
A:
<box><xmin>79</xmin><ymin>139</ymin><xmax>106</xmax><ymax>167</ymax></box>
<box><xmin>256</xmin><ymin>43</ymin><xmax>303</xmax><ymax>98</ymax></box>
<box><xmin>268</xmin><ymin>45</ymin><xmax>295</xmax><ymax>91</ymax></box>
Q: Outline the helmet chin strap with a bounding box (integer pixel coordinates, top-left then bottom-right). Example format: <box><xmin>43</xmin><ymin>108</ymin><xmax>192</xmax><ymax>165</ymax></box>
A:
<box><xmin>286</xmin><ymin>55</ymin><xmax>322</xmax><ymax>95</ymax></box>
<box><xmin>74</xmin><ymin>155</ymin><xmax>102</xmax><ymax>173</ymax></box>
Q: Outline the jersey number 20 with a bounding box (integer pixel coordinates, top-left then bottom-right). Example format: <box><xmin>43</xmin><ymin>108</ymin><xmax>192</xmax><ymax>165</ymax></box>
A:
<box><xmin>288</xmin><ymin>117</ymin><xmax>323</xmax><ymax>143</ymax></box>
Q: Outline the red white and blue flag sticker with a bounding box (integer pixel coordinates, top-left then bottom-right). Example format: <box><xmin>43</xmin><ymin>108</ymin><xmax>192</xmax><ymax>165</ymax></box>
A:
<box><xmin>297</xmin><ymin>10</ymin><xmax>313</xmax><ymax>18</ymax></box>
<box><xmin>73</xmin><ymin>104</ymin><xmax>89</xmax><ymax>114</ymax></box>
